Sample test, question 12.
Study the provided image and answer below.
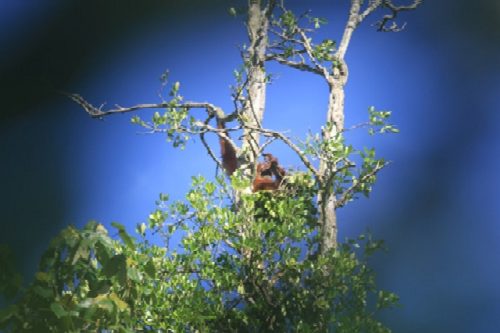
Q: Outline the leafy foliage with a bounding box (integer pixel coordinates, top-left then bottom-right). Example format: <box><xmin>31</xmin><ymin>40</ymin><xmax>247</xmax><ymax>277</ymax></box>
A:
<box><xmin>368</xmin><ymin>106</ymin><xmax>399</xmax><ymax>135</ymax></box>
<box><xmin>0</xmin><ymin>1</ymin><xmax>414</xmax><ymax>331</ymax></box>
<box><xmin>131</xmin><ymin>82</ymin><xmax>195</xmax><ymax>149</ymax></box>
<box><xmin>1</xmin><ymin>176</ymin><xmax>397</xmax><ymax>332</ymax></box>
<box><xmin>300</xmin><ymin>105</ymin><xmax>397</xmax><ymax>208</ymax></box>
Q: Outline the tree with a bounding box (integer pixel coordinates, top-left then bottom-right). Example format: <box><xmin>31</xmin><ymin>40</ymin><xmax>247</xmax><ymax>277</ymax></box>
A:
<box><xmin>0</xmin><ymin>1</ymin><xmax>421</xmax><ymax>332</ymax></box>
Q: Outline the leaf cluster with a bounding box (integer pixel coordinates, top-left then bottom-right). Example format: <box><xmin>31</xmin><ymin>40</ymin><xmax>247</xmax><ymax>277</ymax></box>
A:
<box><xmin>267</xmin><ymin>7</ymin><xmax>338</xmax><ymax>74</ymax></box>
<box><xmin>302</xmin><ymin>106</ymin><xmax>396</xmax><ymax>207</ymax></box>
<box><xmin>131</xmin><ymin>82</ymin><xmax>195</xmax><ymax>149</ymax></box>
<box><xmin>1</xmin><ymin>176</ymin><xmax>397</xmax><ymax>332</ymax></box>
<box><xmin>367</xmin><ymin>106</ymin><xmax>399</xmax><ymax>135</ymax></box>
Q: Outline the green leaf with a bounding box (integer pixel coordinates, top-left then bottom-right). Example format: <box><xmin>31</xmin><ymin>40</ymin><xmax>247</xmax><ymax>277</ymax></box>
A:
<box><xmin>127</xmin><ymin>267</ymin><xmax>142</xmax><ymax>282</ymax></box>
<box><xmin>71</xmin><ymin>240</ymin><xmax>90</xmax><ymax>264</ymax></box>
<box><xmin>81</xmin><ymin>294</ymin><xmax>115</xmax><ymax>312</ymax></box>
<box><xmin>33</xmin><ymin>285</ymin><xmax>53</xmax><ymax>299</ymax></box>
<box><xmin>50</xmin><ymin>302</ymin><xmax>68</xmax><ymax>318</ymax></box>
<box><xmin>205</xmin><ymin>182</ymin><xmax>216</xmax><ymax>195</ymax></box>
<box><xmin>95</xmin><ymin>241</ymin><xmax>111</xmax><ymax>266</ymax></box>
<box><xmin>144</xmin><ymin>259</ymin><xmax>156</xmax><ymax>278</ymax></box>
<box><xmin>102</xmin><ymin>254</ymin><xmax>127</xmax><ymax>285</ymax></box>
<box><xmin>159</xmin><ymin>192</ymin><xmax>169</xmax><ymax>202</ymax></box>
<box><xmin>109</xmin><ymin>292</ymin><xmax>129</xmax><ymax>311</ymax></box>
<box><xmin>88</xmin><ymin>280</ymin><xmax>111</xmax><ymax>297</ymax></box>
<box><xmin>377</xmin><ymin>290</ymin><xmax>399</xmax><ymax>309</ymax></box>
<box><xmin>112</xmin><ymin>222</ymin><xmax>135</xmax><ymax>249</ymax></box>
<box><xmin>35</xmin><ymin>271</ymin><xmax>51</xmax><ymax>282</ymax></box>
<box><xmin>137</xmin><ymin>222</ymin><xmax>147</xmax><ymax>236</ymax></box>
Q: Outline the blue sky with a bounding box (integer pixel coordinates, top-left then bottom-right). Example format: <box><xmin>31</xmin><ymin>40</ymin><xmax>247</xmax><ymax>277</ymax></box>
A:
<box><xmin>1</xmin><ymin>1</ymin><xmax>499</xmax><ymax>332</ymax></box>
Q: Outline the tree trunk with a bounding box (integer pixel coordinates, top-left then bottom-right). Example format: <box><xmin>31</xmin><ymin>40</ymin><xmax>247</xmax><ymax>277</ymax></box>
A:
<box><xmin>318</xmin><ymin>79</ymin><xmax>346</xmax><ymax>253</ymax></box>
<box><xmin>241</xmin><ymin>0</ymin><xmax>271</xmax><ymax>171</ymax></box>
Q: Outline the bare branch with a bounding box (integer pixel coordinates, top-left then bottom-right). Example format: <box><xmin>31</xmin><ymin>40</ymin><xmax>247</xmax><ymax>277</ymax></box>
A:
<box><xmin>199</xmin><ymin>115</ymin><xmax>224</xmax><ymax>172</ymax></box>
<box><xmin>265</xmin><ymin>54</ymin><xmax>323</xmax><ymax>75</ymax></box>
<box><xmin>264</xmin><ymin>0</ymin><xmax>277</xmax><ymax>19</ymax></box>
<box><xmin>201</xmin><ymin>122</ymin><xmax>241</xmax><ymax>156</ymax></box>
<box><xmin>376</xmin><ymin>0</ymin><xmax>423</xmax><ymax>32</ymax></box>
<box><xmin>230</xmin><ymin>65</ymin><xmax>250</xmax><ymax>116</ymax></box>
<box><xmin>257</xmin><ymin>136</ymin><xmax>278</xmax><ymax>155</ymax></box>
<box><xmin>64</xmin><ymin>91</ymin><xmax>221</xmax><ymax>119</ymax></box>
<box><xmin>201</xmin><ymin>132</ymin><xmax>224</xmax><ymax>173</ymax></box>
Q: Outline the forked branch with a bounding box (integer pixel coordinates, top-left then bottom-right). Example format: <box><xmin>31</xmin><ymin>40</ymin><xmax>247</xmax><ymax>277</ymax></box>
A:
<box><xmin>376</xmin><ymin>0</ymin><xmax>423</xmax><ymax>32</ymax></box>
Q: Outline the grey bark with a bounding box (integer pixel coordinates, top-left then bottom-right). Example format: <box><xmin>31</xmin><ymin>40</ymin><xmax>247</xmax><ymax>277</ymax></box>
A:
<box><xmin>317</xmin><ymin>0</ymin><xmax>359</xmax><ymax>253</ymax></box>
<box><xmin>240</xmin><ymin>0</ymin><xmax>274</xmax><ymax>175</ymax></box>
<box><xmin>317</xmin><ymin>0</ymin><xmax>422</xmax><ymax>252</ymax></box>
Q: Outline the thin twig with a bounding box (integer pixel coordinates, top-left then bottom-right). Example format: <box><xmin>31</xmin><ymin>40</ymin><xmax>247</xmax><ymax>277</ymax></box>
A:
<box><xmin>297</xmin><ymin>29</ymin><xmax>330</xmax><ymax>78</ymax></box>
<box><xmin>244</xmin><ymin>125</ymin><xmax>319</xmax><ymax>179</ymax></box>
<box><xmin>200</xmin><ymin>115</ymin><xmax>224</xmax><ymax>171</ymax></box>
<box><xmin>335</xmin><ymin>160</ymin><xmax>389</xmax><ymax>208</ymax></box>
<box><xmin>265</xmin><ymin>54</ymin><xmax>323</xmax><ymax>75</ymax></box>
<box><xmin>257</xmin><ymin>136</ymin><xmax>278</xmax><ymax>156</ymax></box>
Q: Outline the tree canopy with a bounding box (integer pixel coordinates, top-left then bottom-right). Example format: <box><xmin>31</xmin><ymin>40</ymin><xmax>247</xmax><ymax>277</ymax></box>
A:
<box><xmin>0</xmin><ymin>1</ymin><xmax>421</xmax><ymax>332</ymax></box>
